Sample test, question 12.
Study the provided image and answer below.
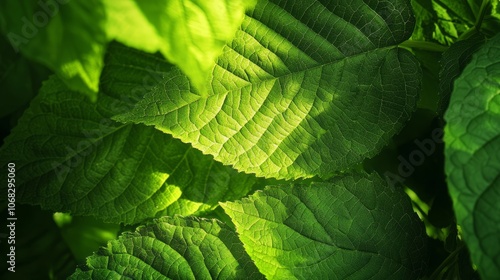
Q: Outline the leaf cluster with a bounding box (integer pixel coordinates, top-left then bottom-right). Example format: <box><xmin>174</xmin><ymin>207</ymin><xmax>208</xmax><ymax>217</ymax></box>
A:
<box><xmin>1</xmin><ymin>0</ymin><xmax>499</xmax><ymax>279</ymax></box>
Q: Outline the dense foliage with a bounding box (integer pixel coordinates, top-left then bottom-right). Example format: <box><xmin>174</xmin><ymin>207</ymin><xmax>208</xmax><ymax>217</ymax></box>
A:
<box><xmin>1</xmin><ymin>0</ymin><xmax>499</xmax><ymax>279</ymax></box>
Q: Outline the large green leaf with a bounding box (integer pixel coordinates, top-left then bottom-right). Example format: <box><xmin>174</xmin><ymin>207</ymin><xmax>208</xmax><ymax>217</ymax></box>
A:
<box><xmin>444</xmin><ymin>33</ymin><xmax>500</xmax><ymax>279</ymax></box>
<box><xmin>0</xmin><ymin>43</ymin><xmax>260</xmax><ymax>225</ymax></box>
<box><xmin>70</xmin><ymin>216</ymin><xmax>264</xmax><ymax>279</ymax></box>
<box><xmin>221</xmin><ymin>172</ymin><xmax>428</xmax><ymax>279</ymax></box>
<box><xmin>115</xmin><ymin>0</ymin><xmax>421</xmax><ymax>180</ymax></box>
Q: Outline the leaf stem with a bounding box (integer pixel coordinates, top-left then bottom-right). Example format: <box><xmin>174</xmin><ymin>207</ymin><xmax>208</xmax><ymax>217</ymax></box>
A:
<box><xmin>428</xmin><ymin>243</ymin><xmax>465</xmax><ymax>280</ymax></box>
<box><xmin>457</xmin><ymin>0</ymin><xmax>490</xmax><ymax>41</ymax></box>
<box><xmin>399</xmin><ymin>40</ymin><xmax>449</xmax><ymax>52</ymax></box>
<box><xmin>475</xmin><ymin>0</ymin><xmax>490</xmax><ymax>30</ymax></box>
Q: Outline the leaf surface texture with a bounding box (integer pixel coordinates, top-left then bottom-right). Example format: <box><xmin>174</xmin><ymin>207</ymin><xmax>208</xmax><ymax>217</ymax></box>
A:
<box><xmin>116</xmin><ymin>0</ymin><xmax>421</xmax><ymax>179</ymax></box>
<box><xmin>70</xmin><ymin>216</ymin><xmax>263</xmax><ymax>279</ymax></box>
<box><xmin>222</xmin><ymin>172</ymin><xmax>427</xmax><ymax>279</ymax></box>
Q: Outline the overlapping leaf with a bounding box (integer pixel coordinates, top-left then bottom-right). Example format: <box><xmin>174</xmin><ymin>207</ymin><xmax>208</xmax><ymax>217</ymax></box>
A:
<box><xmin>0</xmin><ymin>43</ymin><xmax>260</xmax><ymax>225</ymax></box>
<box><xmin>103</xmin><ymin>0</ymin><xmax>257</xmax><ymax>94</ymax></box>
<box><xmin>0</xmin><ymin>0</ymin><xmax>254</xmax><ymax>100</ymax></box>
<box><xmin>70</xmin><ymin>216</ymin><xmax>264</xmax><ymax>279</ymax></box>
<box><xmin>221</xmin><ymin>172</ymin><xmax>428</xmax><ymax>279</ymax></box>
<box><xmin>54</xmin><ymin>214</ymin><xmax>120</xmax><ymax>264</ymax></box>
<box><xmin>115</xmin><ymin>0</ymin><xmax>421</xmax><ymax>180</ymax></box>
<box><xmin>444</xmin><ymin>33</ymin><xmax>500</xmax><ymax>279</ymax></box>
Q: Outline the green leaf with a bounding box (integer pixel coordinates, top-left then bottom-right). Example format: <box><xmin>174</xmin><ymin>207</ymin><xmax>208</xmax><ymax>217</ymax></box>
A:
<box><xmin>221</xmin><ymin>172</ymin><xmax>428</xmax><ymax>279</ymax></box>
<box><xmin>70</xmin><ymin>216</ymin><xmax>264</xmax><ymax>279</ymax></box>
<box><xmin>0</xmin><ymin>43</ymin><xmax>260</xmax><ymax>225</ymax></box>
<box><xmin>103</xmin><ymin>0</ymin><xmax>257</xmax><ymax>95</ymax></box>
<box><xmin>0</xmin><ymin>0</ymin><xmax>107</xmax><ymax>101</ymax></box>
<box><xmin>438</xmin><ymin>32</ymin><xmax>486</xmax><ymax>115</ymax></box>
<box><xmin>444</xmin><ymin>33</ymin><xmax>500</xmax><ymax>279</ymax></box>
<box><xmin>115</xmin><ymin>0</ymin><xmax>421</xmax><ymax>180</ymax></box>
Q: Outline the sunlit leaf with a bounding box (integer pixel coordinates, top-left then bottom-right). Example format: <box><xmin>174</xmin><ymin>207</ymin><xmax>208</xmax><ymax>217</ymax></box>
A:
<box><xmin>115</xmin><ymin>0</ymin><xmax>421</xmax><ymax>180</ymax></box>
